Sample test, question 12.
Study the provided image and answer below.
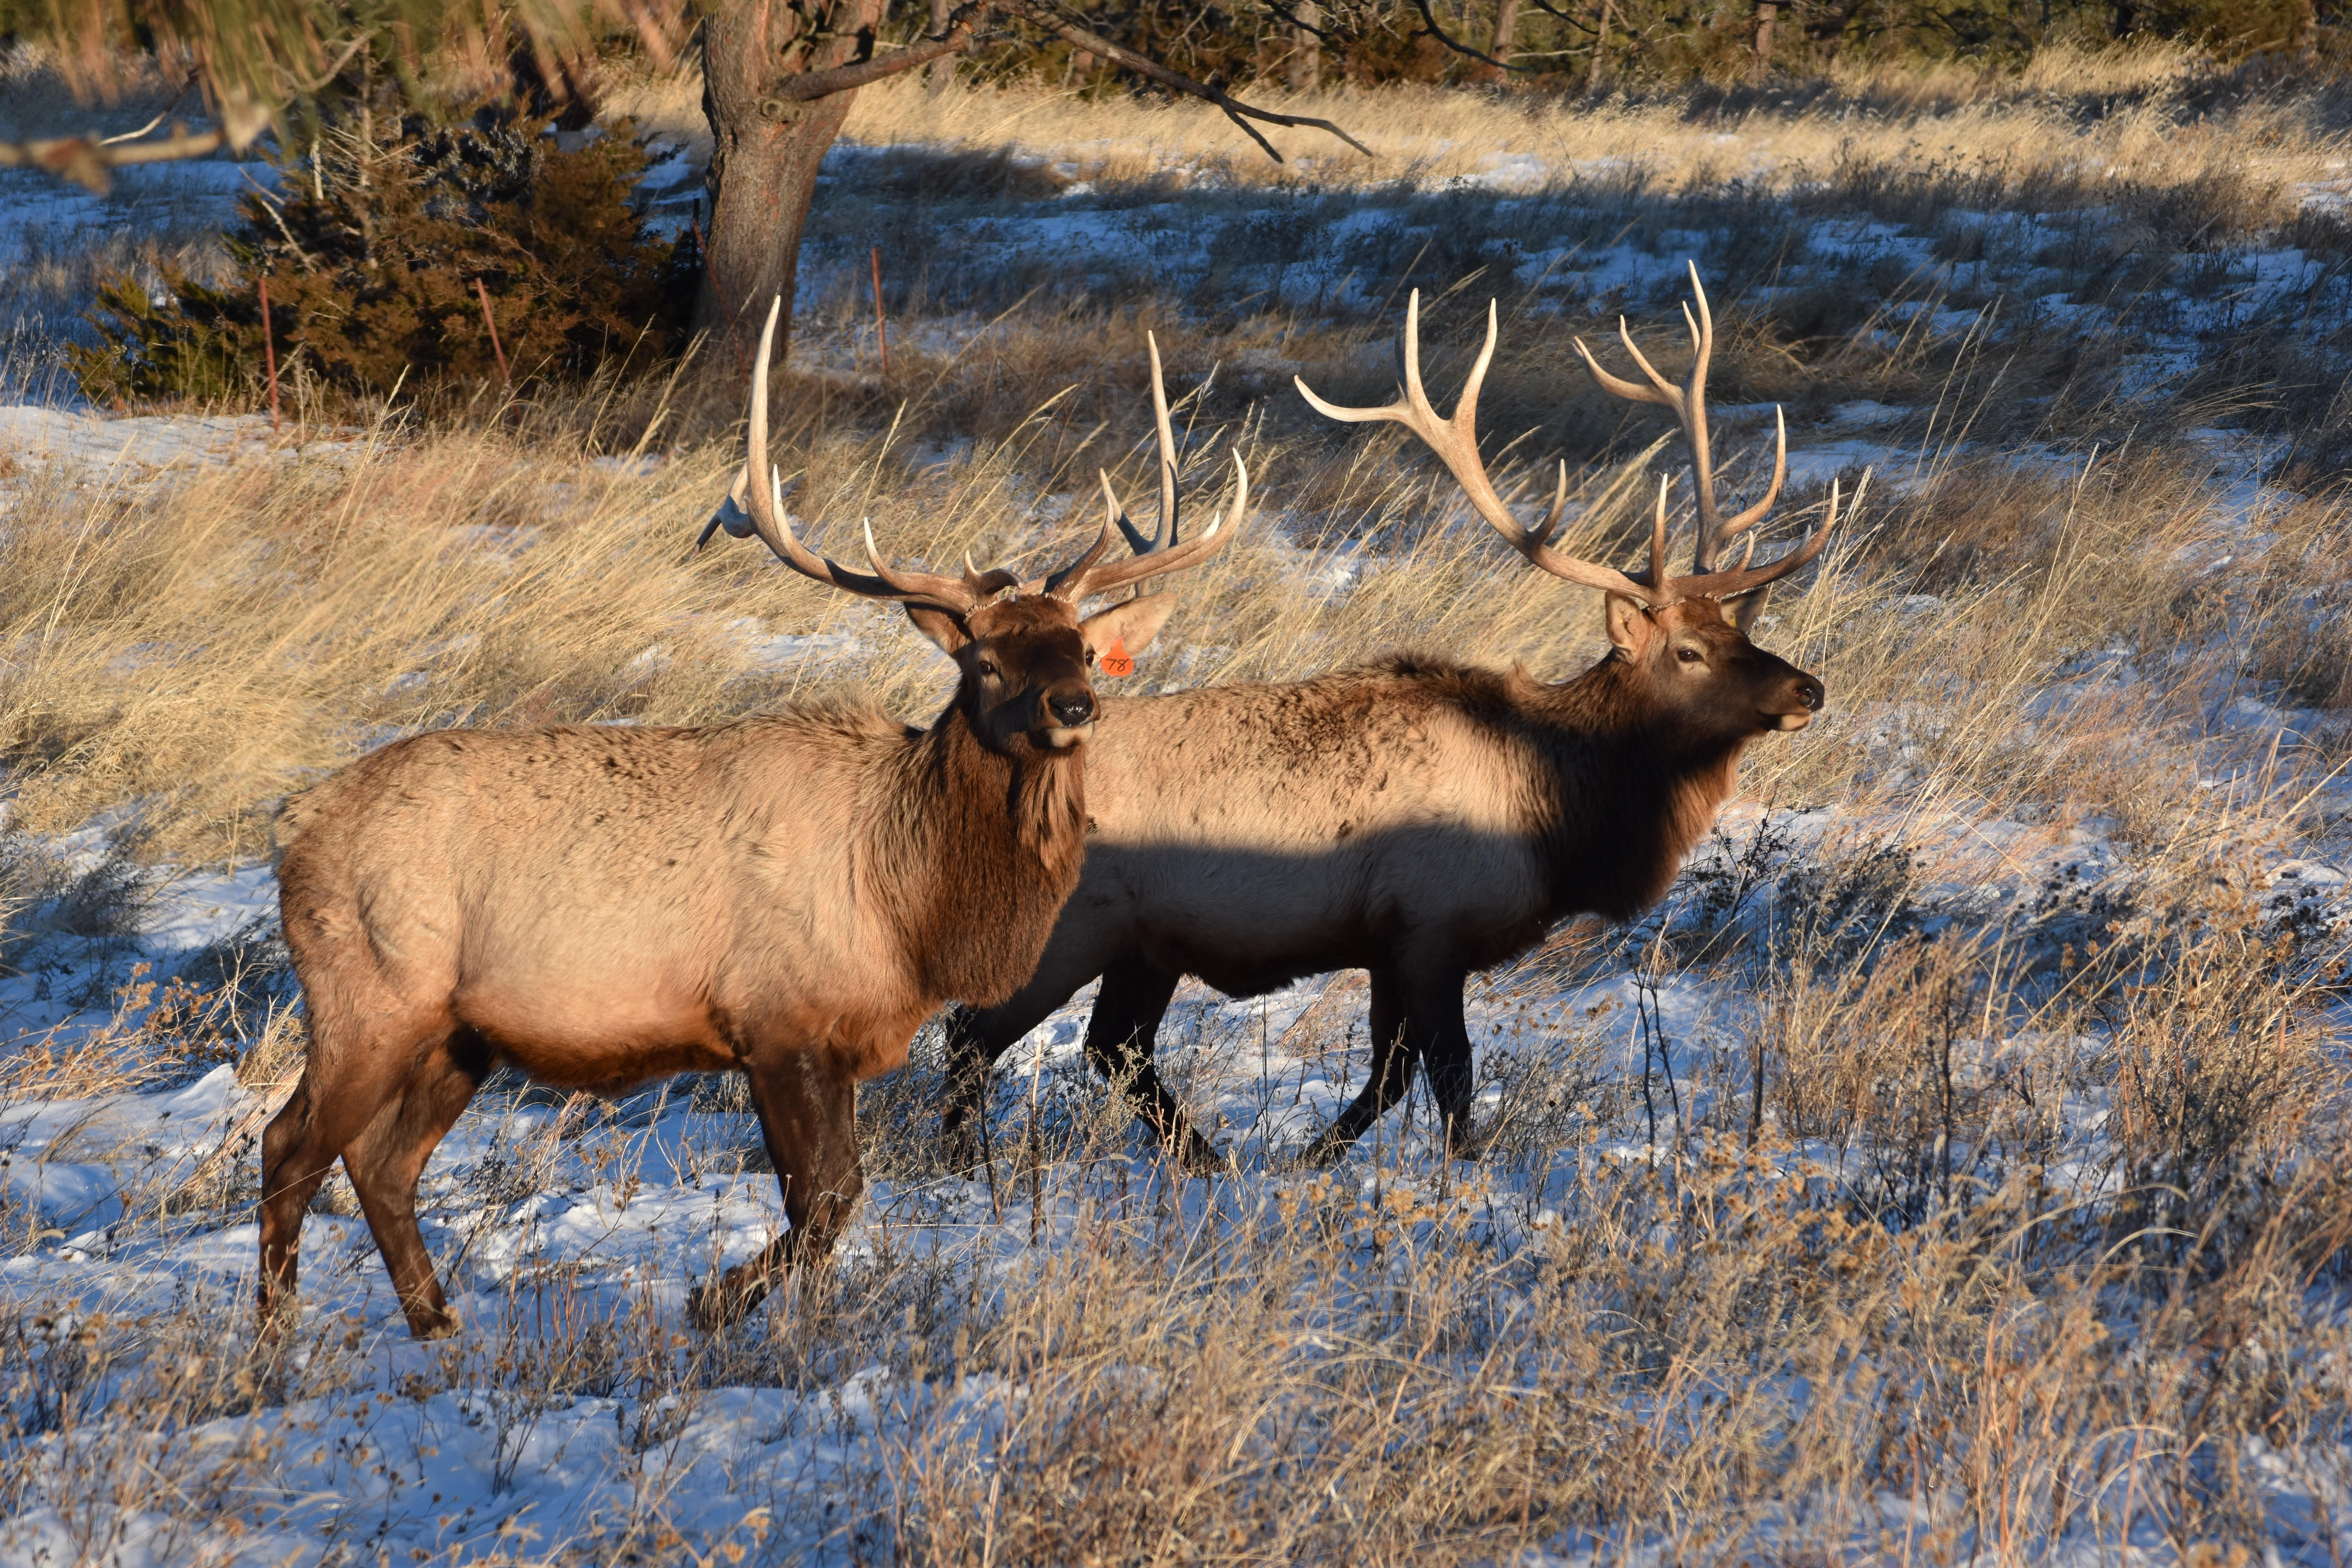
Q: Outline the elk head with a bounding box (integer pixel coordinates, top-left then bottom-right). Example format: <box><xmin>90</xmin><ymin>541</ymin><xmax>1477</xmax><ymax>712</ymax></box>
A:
<box><xmin>1296</xmin><ymin>265</ymin><xmax>1834</xmax><ymax>746</ymax></box>
<box><xmin>716</xmin><ymin>298</ymin><xmax>1246</xmax><ymax>758</ymax></box>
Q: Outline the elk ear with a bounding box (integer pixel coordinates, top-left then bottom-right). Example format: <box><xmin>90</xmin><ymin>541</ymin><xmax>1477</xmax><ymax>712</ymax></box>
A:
<box><xmin>1727</xmin><ymin>590</ymin><xmax>1768</xmax><ymax>635</ymax></box>
<box><xmin>1080</xmin><ymin>593</ymin><xmax>1181</xmax><ymax>659</ymax></box>
<box><xmin>1604</xmin><ymin>593</ymin><xmax>1655</xmax><ymax>657</ymax></box>
<box><xmin>904</xmin><ymin>603</ymin><xmax>970</xmax><ymax>655</ymax></box>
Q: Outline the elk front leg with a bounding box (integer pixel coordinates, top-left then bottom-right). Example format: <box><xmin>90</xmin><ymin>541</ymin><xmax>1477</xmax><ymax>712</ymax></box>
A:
<box><xmin>1293</xmin><ymin>966</ymin><xmax>1415</xmax><ymax>1169</ymax></box>
<box><xmin>1084</xmin><ymin>956</ymin><xmax>1217</xmax><ymax>1173</ymax></box>
<box><xmin>938</xmin><ymin>920</ymin><xmax>1122</xmax><ymax>1171</ymax></box>
<box><xmin>1410</xmin><ymin>969</ymin><xmax>1485</xmax><ymax>1160</ymax></box>
<box><xmin>938</xmin><ymin>1004</ymin><xmax>1012</xmax><ymax>1173</ymax></box>
<box><xmin>690</xmin><ymin>1047</ymin><xmax>862</xmax><ymax>1329</ymax></box>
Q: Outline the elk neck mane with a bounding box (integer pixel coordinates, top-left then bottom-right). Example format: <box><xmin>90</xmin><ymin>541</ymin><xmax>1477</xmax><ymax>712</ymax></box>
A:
<box><xmin>1367</xmin><ymin>651</ymin><xmax>1754</xmax><ymax>924</ymax></box>
<box><xmin>867</xmin><ymin>694</ymin><xmax>1090</xmax><ymax>1007</ymax></box>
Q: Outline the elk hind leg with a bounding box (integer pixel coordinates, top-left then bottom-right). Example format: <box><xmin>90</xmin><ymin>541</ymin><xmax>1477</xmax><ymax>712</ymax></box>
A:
<box><xmin>691</xmin><ymin>1047</ymin><xmax>861</xmax><ymax>1329</ymax></box>
<box><xmin>339</xmin><ymin>1033</ymin><xmax>488</xmax><ymax>1339</ymax></box>
<box><xmin>1294</xmin><ymin>966</ymin><xmax>1415</xmax><ymax>1169</ymax></box>
<box><xmin>258</xmin><ymin>1012</ymin><xmax>434</xmax><ymax>1330</ymax></box>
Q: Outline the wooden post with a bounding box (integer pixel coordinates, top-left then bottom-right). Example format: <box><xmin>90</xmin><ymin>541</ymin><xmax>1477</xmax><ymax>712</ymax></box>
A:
<box><xmin>870</xmin><ymin>246</ymin><xmax>889</xmax><ymax>377</ymax></box>
<box><xmin>474</xmin><ymin>278</ymin><xmax>512</xmax><ymax>394</ymax></box>
<box><xmin>257</xmin><ymin>275</ymin><xmax>281</xmax><ymax>434</ymax></box>
<box><xmin>1589</xmin><ymin>0</ymin><xmax>1615</xmax><ymax>89</ymax></box>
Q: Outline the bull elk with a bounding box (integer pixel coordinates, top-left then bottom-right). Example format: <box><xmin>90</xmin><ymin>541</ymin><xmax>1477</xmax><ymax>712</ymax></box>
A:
<box><xmin>940</xmin><ymin>267</ymin><xmax>1835</xmax><ymax>1169</ymax></box>
<box><xmin>259</xmin><ymin>299</ymin><xmax>1242</xmax><ymax>1338</ymax></box>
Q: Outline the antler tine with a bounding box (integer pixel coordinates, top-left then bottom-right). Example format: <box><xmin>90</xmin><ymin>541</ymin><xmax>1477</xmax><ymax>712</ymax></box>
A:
<box><xmin>1676</xmin><ymin>476</ymin><xmax>1840</xmax><ymax>602</ymax></box>
<box><xmin>1682</xmin><ymin>262</ymin><xmax>1715</xmax><ymax>377</ymax></box>
<box><xmin>1569</xmin><ymin>334</ymin><xmax>1671</xmax><ymax>409</ymax></box>
<box><xmin>1052</xmin><ymin>454</ymin><xmax>1247</xmax><ymax>602</ymax></box>
<box><xmin>738</xmin><ymin>297</ymin><xmax>980</xmax><ymax>612</ymax></box>
<box><xmin>1303</xmin><ymin>295</ymin><xmax>1656</xmax><ymax>602</ymax></box>
<box><xmin>962</xmin><ymin>552</ymin><xmax>1020</xmax><ymax>599</ymax></box>
<box><xmin>1039</xmin><ymin>494</ymin><xmax>1120</xmax><ymax>599</ymax></box>
<box><xmin>1132</xmin><ymin>332</ymin><xmax>1182</xmax><ymax>555</ymax></box>
<box><xmin>1698</xmin><ymin>406</ymin><xmax>1788</xmax><ymax>572</ymax></box>
<box><xmin>1645</xmin><ymin>475</ymin><xmax>1671</xmax><ymax>590</ymax></box>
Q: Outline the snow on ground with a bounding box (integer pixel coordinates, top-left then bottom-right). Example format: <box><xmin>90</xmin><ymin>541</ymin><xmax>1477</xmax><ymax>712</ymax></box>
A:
<box><xmin>0</xmin><ymin>404</ymin><xmax>281</xmax><ymax>480</ymax></box>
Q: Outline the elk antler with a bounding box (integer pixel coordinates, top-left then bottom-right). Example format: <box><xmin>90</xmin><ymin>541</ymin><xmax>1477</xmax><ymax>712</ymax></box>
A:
<box><xmin>1081</xmin><ymin>332</ymin><xmax>1251</xmax><ymax>599</ymax></box>
<box><xmin>714</xmin><ymin>299</ymin><xmax>1241</xmax><ymax>612</ymax></box>
<box><xmin>724</xmin><ymin>298</ymin><xmax>1121</xmax><ymax>613</ymax></box>
<box><xmin>1026</xmin><ymin>336</ymin><xmax>1247</xmax><ymax>603</ymax></box>
<box><xmin>1296</xmin><ymin>292</ymin><xmax>1659</xmax><ymax>600</ymax></box>
<box><xmin>1572</xmin><ymin>262</ymin><xmax>1836</xmax><ymax>600</ymax></box>
<box><xmin>1298</xmin><ymin>282</ymin><xmax>1836</xmax><ymax>607</ymax></box>
<box><xmin>1109</xmin><ymin>332</ymin><xmax>1185</xmax><ymax>557</ymax></box>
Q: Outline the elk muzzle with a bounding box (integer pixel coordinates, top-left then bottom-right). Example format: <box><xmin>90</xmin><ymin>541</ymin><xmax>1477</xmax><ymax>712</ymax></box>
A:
<box><xmin>1041</xmin><ymin>688</ymin><xmax>1098</xmax><ymax>749</ymax></box>
<box><xmin>1770</xmin><ymin>672</ymin><xmax>1827</xmax><ymax>732</ymax></box>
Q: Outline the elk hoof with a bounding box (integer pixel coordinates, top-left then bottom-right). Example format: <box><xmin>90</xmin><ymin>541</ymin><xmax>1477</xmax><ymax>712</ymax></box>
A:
<box><xmin>1280</xmin><ymin>1136</ymin><xmax>1349</xmax><ymax>1174</ymax></box>
<box><xmin>1177</xmin><ymin>1136</ymin><xmax>1224</xmax><ymax>1178</ymax></box>
<box><xmin>687</xmin><ymin>1271</ymin><xmax>768</xmax><ymax>1332</ymax></box>
<box><xmin>406</xmin><ymin>1308</ymin><xmax>462</xmax><ymax>1341</ymax></box>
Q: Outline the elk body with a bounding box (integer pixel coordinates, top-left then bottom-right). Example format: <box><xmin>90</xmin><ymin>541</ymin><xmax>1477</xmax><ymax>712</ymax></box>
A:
<box><xmin>940</xmin><ymin>271</ymin><xmax>1836</xmax><ymax>1169</ymax></box>
<box><xmin>259</xmin><ymin>301</ymin><xmax>1241</xmax><ymax>1338</ymax></box>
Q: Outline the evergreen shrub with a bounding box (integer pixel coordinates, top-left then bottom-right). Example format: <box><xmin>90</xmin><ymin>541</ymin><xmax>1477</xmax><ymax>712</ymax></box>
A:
<box><xmin>71</xmin><ymin>100</ymin><xmax>697</xmax><ymax>408</ymax></box>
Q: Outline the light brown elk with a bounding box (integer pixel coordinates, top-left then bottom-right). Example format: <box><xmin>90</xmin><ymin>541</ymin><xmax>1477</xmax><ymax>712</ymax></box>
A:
<box><xmin>260</xmin><ymin>299</ymin><xmax>1241</xmax><ymax>1338</ymax></box>
<box><xmin>940</xmin><ymin>269</ymin><xmax>1835</xmax><ymax>1169</ymax></box>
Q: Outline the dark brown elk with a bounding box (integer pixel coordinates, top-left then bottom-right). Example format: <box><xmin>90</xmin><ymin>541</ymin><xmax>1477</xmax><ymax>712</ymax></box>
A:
<box><xmin>940</xmin><ymin>269</ymin><xmax>1835</xmax><ymax>1170</ymax></box>
<box><xmin>259</xmin><ymin>299</ymin><xmax>1242</xmax><ymax>1338</ymax></box>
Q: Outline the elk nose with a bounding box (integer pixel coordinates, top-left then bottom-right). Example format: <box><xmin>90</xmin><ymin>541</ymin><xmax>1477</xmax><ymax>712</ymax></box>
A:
<box><xmin>1048</xmin><ymin>691</ymin><xmax>1096</xmax><ymax>728</ymax></box>
<box><xmin>1797</xmin><ymin>675</ymin><xmax>1826</xmax><ymax>711</ymax></box>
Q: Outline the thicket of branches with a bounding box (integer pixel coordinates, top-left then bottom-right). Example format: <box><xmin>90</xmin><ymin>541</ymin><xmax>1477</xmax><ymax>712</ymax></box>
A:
<box><xmin>0</xmin><ymin>0</ymin><xmax>2341</xmax><ymax>136</ymax></box>
<box><xmin>984</xmin><ymin>0</ymin><xmax>2337</xmax><ymax>89</ymax></box>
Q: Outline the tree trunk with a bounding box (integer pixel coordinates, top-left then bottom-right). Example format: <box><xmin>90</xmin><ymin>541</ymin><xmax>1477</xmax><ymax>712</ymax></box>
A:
<box><xmin>1753</xmin><ymin>0</ymin><xmax>1777</xmax><ymax>72</ymax></box>
<box><xmin>928</xmin><ymin>0</ymin><xmax>959</xmax><ymax>91</ymax></box>
<box><xmin>697</xmin><ymin>2</ymin><xmax>883</xmax><ymax>366</ymax></box>
<box><xmin>1473</xmin><ymin>0</ymin><xmax>1523</xmax><ymax>84</ymax></box>
<box><xmin>1588</xmin><ymin>0</ymin><xmax>1615</xmax><ymax>89</ymax></box>
<box><xmin>1289</xmin><ymin>2</ymin><xmax>1323</xmax><ymax>92</ymax></box>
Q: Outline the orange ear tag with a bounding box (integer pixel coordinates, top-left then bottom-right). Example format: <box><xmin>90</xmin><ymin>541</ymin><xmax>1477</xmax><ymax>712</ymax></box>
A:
<box><xmin>1099</xmin><ymin>637</ymin><xmax>1135</xmax><ymax>678</ymax></box>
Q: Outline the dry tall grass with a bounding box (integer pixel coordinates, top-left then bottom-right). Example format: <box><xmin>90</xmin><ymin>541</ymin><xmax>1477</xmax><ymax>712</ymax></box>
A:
<box><xmin>606</xmin><ymin>39</ymin><xmax>2350</xmax><ymax>211</ymax></box>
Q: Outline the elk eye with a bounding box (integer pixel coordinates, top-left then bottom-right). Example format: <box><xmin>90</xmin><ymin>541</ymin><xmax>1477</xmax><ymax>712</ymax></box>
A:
<box><xmin>975</xmin><ymin>660</ymin><xmax>999</xmax><ymax>679</ymax></box>
<box><xmin>1676</xmin><ymin>648</ymin><xmax>1704</xmax><ymax>665</ymax></box>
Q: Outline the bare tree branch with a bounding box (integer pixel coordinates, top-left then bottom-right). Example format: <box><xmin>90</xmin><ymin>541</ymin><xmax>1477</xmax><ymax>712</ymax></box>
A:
<box><xmin>997</xmin><ymin>0</ymin><xmax>1372</xmax><ymax>162</ymax></box>
<box><xmin>772</xmin><ymin>2</ymin><xmax>990</xmax><ymax>101</ymax></box>
<box><xmin>0</xmin><ymin>127</ymin><xmax>227</xmax><ymax>194</ymax></box>
<box><xmin>96</xmin><ymin>72</ymin><xmax>203</xmax><ymax>146</ymax></box>
<box><xmin>1259</xmin><ymin>0</ymin><xmax>1343</xmax><ymax>45</ymax></box>
<box><xmin>1407</xmin><ymin>0</ymin><xmax>1538</xmax><ymax>69</ymax></box>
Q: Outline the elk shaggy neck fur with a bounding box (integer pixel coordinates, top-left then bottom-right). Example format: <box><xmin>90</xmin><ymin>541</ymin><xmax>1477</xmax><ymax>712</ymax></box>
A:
<box><xmin>878</xmin><ymin>702</ymin><xmax>1090</xmax><ymax>1004</ymax></box>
